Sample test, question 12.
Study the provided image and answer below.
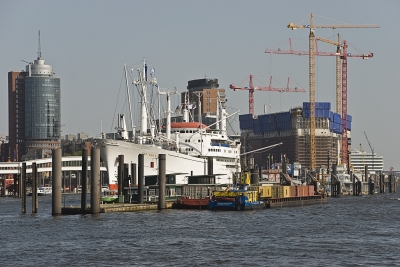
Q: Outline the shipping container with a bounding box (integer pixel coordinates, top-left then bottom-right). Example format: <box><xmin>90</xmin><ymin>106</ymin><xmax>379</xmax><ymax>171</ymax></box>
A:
<box><xmin>272</xmin><ymin>186</ymin><xmax>279</xmax><ymax>198</ymax></box>
<box><xmin>308</xmin><ymin>185</ymin><xmax>315</xmax><ymax>196</ymax></box>
<box><xmin>277</xmin><ymin>186</ymin><xmax>285</xmax><ymax>198</ymax></box>
<box><xmin>283</xmin><ymin>186</ymin><xmax>291</xmax><ymax>198</ymax></box>
<box><xmin>260</xmin><ymin>185</ymin><xmax>272</xmax><ymax>198</ymax></box>
<box><xmin>296</xmin><ymin>185</ymin><xmax>306</xmax><ymax>197</ymax></box>
<box><xmin>290</xmin><ymin>186</ymin><xmax>296</xmax><ymax>197</ymax></box>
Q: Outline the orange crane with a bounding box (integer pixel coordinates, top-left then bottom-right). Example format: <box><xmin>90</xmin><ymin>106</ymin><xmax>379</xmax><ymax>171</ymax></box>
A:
<box><xmin>229</xmin><ymin>74</ymin><xmax>306</xmax><ymax>115</ymax></box>
<box><xmin>265</xmin><ymin>36</ymin><xmax>373</xmax><ymax>166</ymax></box>
<box><xmin>287</xmin><ymin>13</ymin><xmax>379</xmax><ymax>170</ymax></box>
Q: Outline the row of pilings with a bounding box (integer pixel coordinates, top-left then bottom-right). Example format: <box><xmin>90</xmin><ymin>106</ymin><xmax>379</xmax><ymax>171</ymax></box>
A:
<box><xmin>116</xmin><ymin>153</ymin><xmax>166</xmax><ymax>208</ymax></box>
<box><xmin>19</xmin><ymin>148</ymin><xmax>100</xmax><ymax>215</ymax></box>
<box><xmin>330</xmin><ymin>164</ymin><xmax>397</xmax><ymax>197</ymax></box>
<box><xmin>19</xmin><ymin>148</ymin><xmax>169</xmax><ymax>215</ymax></box>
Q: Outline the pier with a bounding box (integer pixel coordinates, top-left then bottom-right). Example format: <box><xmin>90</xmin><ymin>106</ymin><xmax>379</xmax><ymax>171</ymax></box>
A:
<box><xmin>61</xmin><ymin>202</ymin><xmax>174</xmax><ymax>215</ymax></box>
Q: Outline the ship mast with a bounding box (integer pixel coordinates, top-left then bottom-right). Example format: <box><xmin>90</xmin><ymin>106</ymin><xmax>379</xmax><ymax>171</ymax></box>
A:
<box><xmin>124</xmin><ymin>64</ymin><xmax>135</xmax><ymax>139</ymax></box>
<box><xmin>183</xmin><ymin>91</ymin><xmax>189</xmax><ymax>122</ymax></box>
<box><xmin>158</xmin><ymin>89</ymin><xmax>172</xmax><ymax>140</ymax></box>
<box><xmin>139</xmin><ymin>59</ymin><xmax>148</xmax><ymax>136</ymax></box>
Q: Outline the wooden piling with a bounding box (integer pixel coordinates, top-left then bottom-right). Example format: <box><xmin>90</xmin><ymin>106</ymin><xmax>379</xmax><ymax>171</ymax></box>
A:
<box><xmin>32</xmin><ymin>162</ymin><xmax>38</xmax><ymax>213</ymax></box>
<box><xmin>207</xmin><ymin>156</ymin><xmax>213</xmax><ymax>175</ymax></box>
<box><xmin>21</xmin><ymin>163</ymin><xmax>26</xmax><ymax>214</ymax></box>
<box><xmin>138</xmin><ymin>154</ymin><xmax>144</xmax><ymax>204</ymax></box>
<box><xmin>13</xmin><ymin>174</ymin><xmax>17</xmax><ymax>198</ymax></box>
<box><xmin>52</xmin><ymin>148</ymin><xmax>62</xmax><ymax>216</ymax></box>
<box><xmin>1</xmin><ymin>177</ymin><xmax>5</xmax><ymax>197</ymax></box>
<box><xmin>118</xmin><ymin>155</ymin><xmax>124</xmax><ymax>196</ymax></box>
<box><xmin>388</xmin><ymin>174</ymin><xmax>394</xmax><ymax>193</ymax></box>
<box><xmin>158</xmin><ymin>154</ymin><xmax>166</xmax><ymax>210</ymax></box>
<box><xmin>90</xmin><ymin>148</ymin><xmax>100</xmax><ymax>214</ymax></box>
<box><xmin>131</xmin><ymin>163</ymin><xmax>137</xmax><ymax>186</ymax></box>
<box><xmin>124</xmin><ymin>164</ymin><xmax>129</xmax><ymax>188</ymax></box>
<box><xmin>81</xmin><ymin>148</ymin><xmax>88</xmax><ymax>214</ymax></box>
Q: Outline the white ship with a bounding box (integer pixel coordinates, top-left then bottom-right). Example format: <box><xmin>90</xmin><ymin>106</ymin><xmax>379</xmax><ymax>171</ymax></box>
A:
<box><xmin>96</xmin><ymin>60</ymin><xmax>241</xmax><ymax>190</ymax></box>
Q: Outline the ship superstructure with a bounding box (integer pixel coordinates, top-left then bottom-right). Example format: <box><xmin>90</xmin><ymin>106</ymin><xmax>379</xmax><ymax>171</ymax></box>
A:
<box><xmin>96</xmin><ymin>60</ymin><xmax>241</xmax><ymax>190</ymax></box>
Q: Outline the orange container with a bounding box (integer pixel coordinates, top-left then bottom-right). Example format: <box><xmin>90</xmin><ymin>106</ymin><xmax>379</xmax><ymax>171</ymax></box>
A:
<box><xmin>308</xmin><ymin>185</ymin><xmax>315</xmax><ymax>196</ymax></box>
<box><xmin>290</xmin><ymin>186</ymin><xmax>297</xmax><ymax>197</ymax></box>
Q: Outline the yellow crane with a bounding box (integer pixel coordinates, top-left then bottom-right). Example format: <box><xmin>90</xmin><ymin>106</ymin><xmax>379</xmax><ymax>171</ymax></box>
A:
<box><xmin>287</xmin><ymin>13</ymin><xmax>379</xmax><ymax>171</ymax></box>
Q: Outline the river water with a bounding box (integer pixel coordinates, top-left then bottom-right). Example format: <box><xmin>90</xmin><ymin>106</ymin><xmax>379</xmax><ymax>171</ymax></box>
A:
<box><xmin>1</xmin><ymin>192</ymin><xmax>399</xmax><ymax>266</ymax></box>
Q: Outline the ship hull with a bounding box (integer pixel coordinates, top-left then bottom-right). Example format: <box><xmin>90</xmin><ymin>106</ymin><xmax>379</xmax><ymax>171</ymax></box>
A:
<box><xmin>97</xmin><ymin>139</ymin><xmax>238</xmax><ymax>189</ymax></box>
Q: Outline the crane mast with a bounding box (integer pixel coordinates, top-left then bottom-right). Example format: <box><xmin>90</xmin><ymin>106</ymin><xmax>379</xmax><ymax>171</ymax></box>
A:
<box><xmin>309</xmin><ymin>15</ymin><xmax>316</xmax><ymax>171</ymax></box>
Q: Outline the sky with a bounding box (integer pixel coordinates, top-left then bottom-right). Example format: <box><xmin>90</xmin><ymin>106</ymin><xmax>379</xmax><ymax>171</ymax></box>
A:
<box><xmin>1</xmin><ymin>0</ymin><xmax>399</xmax><ymax>171</ymax></box>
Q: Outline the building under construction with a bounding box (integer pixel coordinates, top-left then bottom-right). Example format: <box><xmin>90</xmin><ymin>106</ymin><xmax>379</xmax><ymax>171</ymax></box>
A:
<box><xmin>240</xmin><ymin>102</ymin><xmax>351</xmax><ymax>171</ymax></box>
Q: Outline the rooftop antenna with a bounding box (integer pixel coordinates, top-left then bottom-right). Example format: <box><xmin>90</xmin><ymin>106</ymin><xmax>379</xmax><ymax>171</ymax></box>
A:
<box><xmin>37</xmin><ymin>30</ymin><xmax>41</xmax><ymax>60</ymax></box>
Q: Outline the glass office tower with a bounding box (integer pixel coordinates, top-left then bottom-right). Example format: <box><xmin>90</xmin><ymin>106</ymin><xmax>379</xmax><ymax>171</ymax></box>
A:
<box><xmin>24</xmin><ymin>57</ymin><xmax>61</xmax><ymax>156</ymax></box>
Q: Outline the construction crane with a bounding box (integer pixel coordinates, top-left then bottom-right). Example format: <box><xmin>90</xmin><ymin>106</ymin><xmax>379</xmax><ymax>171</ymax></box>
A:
<box><xmin>364</xmin><ymin>131</ymin><xmax>375</xmax><ymax>173</ymax></box>
<box><xmin>360</xmin><ymin>143</ymin><xmax>365</xmax><ymax>169</ymax></box>
<box><xmin>229</xmin><ymin>74</ymin><xmax>306</xmax><ymax>115</ymax></box>
<box><xmin>266</xmin><ymin>36</ymin><xmax>373</xmax><ymax>166</ymax></box>
<box><xmin>287</xmin><ymin>13</ymin><xmax>379</xmax><ymax>171</ymax></box>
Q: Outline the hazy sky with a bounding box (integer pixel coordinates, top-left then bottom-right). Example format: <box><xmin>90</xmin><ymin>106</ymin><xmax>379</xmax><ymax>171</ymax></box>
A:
<box><xmin>1</xmin><ymin>1</ymin><xmax>399</xmax><ymax>170</ymax></box>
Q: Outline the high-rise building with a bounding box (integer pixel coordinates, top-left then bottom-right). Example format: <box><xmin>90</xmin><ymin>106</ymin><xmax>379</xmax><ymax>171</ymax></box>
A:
<box><xmin>8</xmin><ymin>71</ymin><xmax>27</xmax><ymax>161</ymax></box>
<box><xmin>8</xmin><ymin>50</ymin><xmax>60</xmax><ymax>161</ymax></box>
<box><xmin>180</xmin><ymin>78</ymin><xmax>226</xmax><ymax>127</ymax></box>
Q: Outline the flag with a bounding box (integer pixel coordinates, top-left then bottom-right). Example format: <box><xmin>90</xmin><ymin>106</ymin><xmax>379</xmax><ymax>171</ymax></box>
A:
<box><xmin>130</xmin><ymin>67</ymin><xmax>134</xmax><ymax>73</ymax></box>
<box><xmin>150</xmin><ymin>68</ymin><xmax>155</xmax><ymax>74</ymax></box>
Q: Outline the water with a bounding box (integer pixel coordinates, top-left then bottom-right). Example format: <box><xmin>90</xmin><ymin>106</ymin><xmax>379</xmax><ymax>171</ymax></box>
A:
<box><xmin>1</xmin><ymin>192</ymin><xmax>399</xmax><ymax>266</ymax></box>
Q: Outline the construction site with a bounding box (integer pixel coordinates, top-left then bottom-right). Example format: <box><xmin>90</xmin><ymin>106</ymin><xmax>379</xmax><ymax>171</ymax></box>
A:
<box><xmin>234</xmin><ymin>14</ymin><xmax>382</xmax><ymax>185</ymax></box>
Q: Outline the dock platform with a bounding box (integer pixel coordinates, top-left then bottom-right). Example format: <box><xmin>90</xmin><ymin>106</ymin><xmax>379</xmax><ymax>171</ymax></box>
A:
<box><xmin>265</xmin><ymin>195</ymin><xmax>327</xmax><ymax>208</ymax></box>
<box><xmin>61</xmin><ymin>201</ymin><xmax>174</xmax><ymax>215</ymax></box>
